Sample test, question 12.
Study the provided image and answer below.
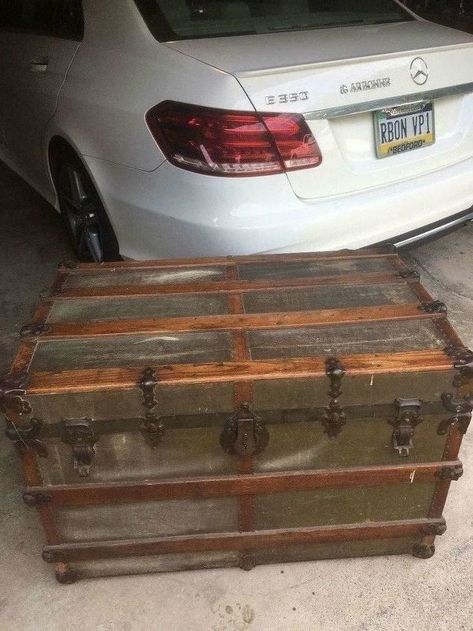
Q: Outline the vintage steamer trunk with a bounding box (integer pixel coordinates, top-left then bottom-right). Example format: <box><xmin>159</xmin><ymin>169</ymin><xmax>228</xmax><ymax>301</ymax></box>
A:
<box><xmin>1</xmin><ymin>250</ymin><xmax>472</xmax><ymax>583</ymax></box>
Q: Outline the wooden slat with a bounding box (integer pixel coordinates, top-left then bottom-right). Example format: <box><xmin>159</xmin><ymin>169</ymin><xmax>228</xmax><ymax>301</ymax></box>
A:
<box><xmin>8</xmin><ymin>341</ymin><xmax>37</xmax><ymax>376</ymax></box>
<box><xmin>26</xmin><ymin>349</ymin><xmax>453</xmax><ymax>395</ymax></box>
<box><xmin>224</xmin><ymin>265</ymin><xmax>256</xmax><ymax>544</ymax></box>
<box><xmin>42</xmin><ymin>518</ymin><xmax>445</xmax><ymax>562</ymax></box>
<box><xmin>61</xmin><ymin>249</ymin><xmax>398</xmax><ymax>273</ymax></box>
<box><xmin>26</xmin><ymin>461</ymin><xmax>458</xmax><ymax>507</ymax></box>
<box><xmin>53</xmin><ymin>272</ymin><xmax>409</xmax><ymax>299</ymax></box>
<box><xmin>28</xmin><ymin>304</ymin><xmax>443</xmax><ymax>339</ymax></box>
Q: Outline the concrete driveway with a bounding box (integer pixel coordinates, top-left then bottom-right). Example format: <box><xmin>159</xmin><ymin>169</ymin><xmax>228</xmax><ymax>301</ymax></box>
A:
<box><xmin>1</xmin><ymin>161</ymin><xmax>472</xmax><ymax>631</ymax></box>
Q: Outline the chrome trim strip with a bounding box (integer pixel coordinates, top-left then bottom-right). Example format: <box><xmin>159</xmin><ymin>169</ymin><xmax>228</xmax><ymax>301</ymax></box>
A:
<box><xmin>305</xmin><ymin>82</ymin><xmax>473</xmax><ymax>120</ymax></box>
<box><xmin>394</xmin><ymin>210</ymin><xmax>473</xmax><ymax>248</ymax></box>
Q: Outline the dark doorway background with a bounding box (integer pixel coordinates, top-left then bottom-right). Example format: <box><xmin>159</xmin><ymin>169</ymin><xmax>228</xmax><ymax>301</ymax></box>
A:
<box><xmin>400</xmin><ymin>1</ymin><xmax>473</xmax><ymax>32</ymax></box>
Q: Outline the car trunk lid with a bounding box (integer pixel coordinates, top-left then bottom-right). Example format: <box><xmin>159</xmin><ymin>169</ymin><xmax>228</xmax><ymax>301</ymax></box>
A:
<box><xmin>166</xmin><ymin>21</ymin><xmax>473</xmax><ymax>199</ymax></box>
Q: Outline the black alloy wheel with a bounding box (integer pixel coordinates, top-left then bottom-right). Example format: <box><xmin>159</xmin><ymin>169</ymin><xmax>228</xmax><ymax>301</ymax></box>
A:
<box><xmin>55</xmin><ymin>155</ymin><xmax>120</xmax><ymax>262</ymax></box>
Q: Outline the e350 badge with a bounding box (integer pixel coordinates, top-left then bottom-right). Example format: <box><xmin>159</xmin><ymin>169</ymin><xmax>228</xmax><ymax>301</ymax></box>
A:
<box><xmin>265</xmin><ymin>91</ymin><xmax>310</xmax><ymax>105</ymax></box>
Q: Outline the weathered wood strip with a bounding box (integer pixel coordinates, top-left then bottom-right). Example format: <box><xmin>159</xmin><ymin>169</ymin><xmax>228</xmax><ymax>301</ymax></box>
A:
<box><xmin>26</xmin><ymin>349</ymin><xmax>453</xmax><ymax>394</ymax></box>
<box><xmin>60</xmin><ymin>249</ymin><xmax>398</xmax><ymax>273</ymax></box>
<box><xmin>25</xmin><ymin>461</ymin><xmax>459</xmax><ymax>507</ymax></box>
<box><xmin>8</xmin><ymin>341</ymin><xmax>37</xmax><ymax>377</ymax></box>
<box><xmin>53</xmin><ymin>272</ymin><xmax>410</xmax><ymax>299</ymax></box>
<box><xmin>26</xmin><ymin>304</ymin><xmax>442</xmax><ymax>339</ymax></box>
<box><xmin>42</xmin><ymin>518</ymin><xmax>445</xmax><ymax>562</ymax></box>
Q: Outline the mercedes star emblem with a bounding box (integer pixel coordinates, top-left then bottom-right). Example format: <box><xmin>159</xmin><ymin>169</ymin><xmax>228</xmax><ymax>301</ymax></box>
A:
<box><xmin>410</xmin><ymin>57</ymin><xmax>429</xmax><ymax>86</ymax></box>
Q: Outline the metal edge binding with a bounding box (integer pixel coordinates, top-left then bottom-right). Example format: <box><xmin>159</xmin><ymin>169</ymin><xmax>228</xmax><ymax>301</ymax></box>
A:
<box><xmin>419</xmin><ymin>300</ymin><xmax>447</xmax><ymax>314</ymax></box>
<box><xmin>20</xmin><ymin>324</ymin><xmax>51</xmax><ymax>338</ymax></box>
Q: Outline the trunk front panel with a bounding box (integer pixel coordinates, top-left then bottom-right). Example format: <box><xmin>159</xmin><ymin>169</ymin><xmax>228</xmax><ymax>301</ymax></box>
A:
<box><xmin>32</xmin><ymin>367</ymin><xmax>454</xmax><ymax>484</ymax></box>
<box><xmin>69</xmin><ymin>537</ymin><xmax>415</xmax><ymax>578</ymax></box>
<box><xmin>53</xmin><ymin>484</ymin><xmax>433</xmax><ymax>543</ymax></box>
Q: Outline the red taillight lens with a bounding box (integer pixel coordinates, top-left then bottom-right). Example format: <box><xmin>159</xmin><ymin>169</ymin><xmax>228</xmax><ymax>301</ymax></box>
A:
<box><xmin>146</xmin><ymin>101</ymin><xmax>322</xmax><ymax>177</ymax></box>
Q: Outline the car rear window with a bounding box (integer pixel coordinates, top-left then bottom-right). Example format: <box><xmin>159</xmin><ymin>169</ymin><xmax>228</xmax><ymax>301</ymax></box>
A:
<box><xmin>135</xmin><ymin>0</ymin><xmax>414</xmax><ymax>42</ymax></box>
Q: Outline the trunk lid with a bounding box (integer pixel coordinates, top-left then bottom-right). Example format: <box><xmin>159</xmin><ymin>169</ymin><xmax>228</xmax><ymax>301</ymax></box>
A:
<box><xmin>167</xmin><ymin>21</ymin><xmax>473</xmax><ymax>199</ymax></box>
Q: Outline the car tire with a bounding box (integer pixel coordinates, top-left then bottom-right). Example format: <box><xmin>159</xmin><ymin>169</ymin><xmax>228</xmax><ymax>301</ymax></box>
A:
<box><xmin>53</xmin><ymin>151</ymin><xmax>120</xmax><ymax>262</ymax></box>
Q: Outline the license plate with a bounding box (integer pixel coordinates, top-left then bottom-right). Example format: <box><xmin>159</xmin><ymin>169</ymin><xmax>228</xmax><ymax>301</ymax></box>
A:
<box><xmin>374</xmin><ymin>101</ymin><xmax>435</xmax><ymax>159</ymax></box>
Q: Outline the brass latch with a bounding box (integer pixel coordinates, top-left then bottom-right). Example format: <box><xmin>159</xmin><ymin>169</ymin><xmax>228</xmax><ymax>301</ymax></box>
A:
<box><xmin>62</xmin><ymin>418</ymin><xmax>97</xmax><ymax>477</ymax></box>
<box><xmin>220</xmin><ymin>403</ymin><xmax>269</xmax><ymax>458</ymax></box>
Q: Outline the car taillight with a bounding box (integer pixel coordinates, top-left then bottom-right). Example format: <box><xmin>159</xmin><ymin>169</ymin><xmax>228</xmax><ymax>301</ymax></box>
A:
<box><xmin>146</xmin><ymin>101</ymin><xmax>322</xmax><ymax>177</ymax></box>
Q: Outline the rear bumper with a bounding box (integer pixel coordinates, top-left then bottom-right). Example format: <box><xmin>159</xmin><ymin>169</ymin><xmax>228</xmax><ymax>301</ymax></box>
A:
<box><xmin>382</xmin><ymin>206</ymin><xmax>473</xmax><ymax>249</ymax></box>
<box><xmin>84</xmin><ymin>154</ymin><xmax>473</xmax><ymax>259</ymax></box>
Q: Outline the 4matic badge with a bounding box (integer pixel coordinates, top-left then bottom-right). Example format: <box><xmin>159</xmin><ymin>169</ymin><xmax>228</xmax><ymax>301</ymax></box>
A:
<box><xmin>340</xmin><ymin>77</ymin><xmax>391</xmax><ymax>95</ymax></box>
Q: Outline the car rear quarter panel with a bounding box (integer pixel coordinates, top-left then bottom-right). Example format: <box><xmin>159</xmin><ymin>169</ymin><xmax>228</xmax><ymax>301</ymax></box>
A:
<box><xmin>50</xmin><ymin>0</ymin><xmax>254</xmax><ymax>172</ymax></box>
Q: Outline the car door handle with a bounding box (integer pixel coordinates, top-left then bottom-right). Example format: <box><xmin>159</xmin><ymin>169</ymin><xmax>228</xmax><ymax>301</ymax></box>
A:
<box><xmin>29</xmin><ymin>58</ymin><xmax>49</xmax><ymax>73</ymax></box>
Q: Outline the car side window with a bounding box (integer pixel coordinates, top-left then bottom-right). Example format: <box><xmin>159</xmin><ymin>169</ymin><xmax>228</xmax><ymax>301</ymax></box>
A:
<box><xmin>0</xmin><ymin>2</ymin><xmax>23</xmax><ymax>28</ymax></box>
<box><xmin>0</xmin><ymin>0</ymin><xmax>84</xmax><ymax>40</ymax></box>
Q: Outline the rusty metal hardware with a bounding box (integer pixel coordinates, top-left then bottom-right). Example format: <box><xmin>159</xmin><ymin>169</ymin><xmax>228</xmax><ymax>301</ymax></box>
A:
<box><xmin>140</xmin><ymin>367</ymin><xmax>157</xmax><ymax>409</ymax></box>
<box><xmin>437</xmin><ymin>393</ymin><xmax>473</xmax><ymax>436</ymax></box>
<box><xmin>23</xmin><ymin>491</ymin><xmax>52</xmax><ymax>507</ymax></box>
<box><xmin>42</xmin><ymin>549</ymin><xmax>65</xmax><ymax>564</ymax></box>
<box><xmin>220</xmin><ymin>403</ymin><xmax>269</xmax><ymax>457</ymax></box>
<box><xmin>0</xmin><ymin>372</ymin><xmax>32</xmax><ymax>419</ymax></box>
<box><xmin>436</xmin><ymin>464</ymin><xmax>464</xmax><ymax>481</ymax></box>
<box><xmin>399</xmin><ymin>269</ymin><xmax>420</xmax><ymax>280</ymax></box>
<box><xmin>55</xmin><ymin>566</ymin><xmax>81</xmax><ymax>585</ymax></box>
<box><xmin>20</xmin><ymin>324</ymin><xmax>51</xmax><ymax>338</ymax></box>
<box><xmin>422</xmin><ymin>519</ymin><xmax>447</xmax><ymax>536</ymax></box>
<box><xmin>389</xmin><ymin>398</ymin><xmax>423</xmax><ymax>457</ymax></box>
<box><xmin>62</xmin><ymin>418</ymin><xmax>97</xmax><ymax>477</ymax></box>
<box><xmin>445</xmin><ymin>345</ymin><xmax>473</xmax><ymax>388</ymax></box>
<box><xmin>5</xmin><ymin>418</ymin><xmax>48</xmax><ymax>457</ymax></box>
<box><xmin>239</xmin><ymin>552</ymin><xmax>256</xmax><ymax>571</ymax></box>
<box><xmin>412</xmin><ymin>543</ymin><xmax>435</xmax><ymax>559</ymax></box>
<box><xmin>322</xmin><ymin>357</ymin><xmax>346</xmax><ymax>438</ymax></box>
<box><xmin>140</xmin><ymin>415</ymin><xmax>165</xmax><ymax>449</ymax></box>
<box><xmin>59</xmin><ymin>260</ymin><xmax>78</xmax><ymax>270</ymax></box>
<box><xmin>419</xmin><ymin>300</ymin><xmax>447</xmax><ymax>314</ymax></box>
<box><xmin>139</xmin><ymin>367</ymin><xmax>165</xmax><ymax>448</ymax></box>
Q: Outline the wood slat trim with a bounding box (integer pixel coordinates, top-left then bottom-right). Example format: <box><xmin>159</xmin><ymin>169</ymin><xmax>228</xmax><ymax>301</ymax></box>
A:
<box><xmin>428</xmin><ymin>420</ymin><xmax>465</xmax><ymax>519</ymax></box>
<box><xmin>26</xmin><ymin>461</ymin><xmax>459</xmax><ymax>507</ymax></box>
<box><xmin>225</xmin><ymin>266</ymin><xmax>256</xmax><ymax>538</ymax></box>
<box><xmin>8</xmin><ymin>341</ymin><xmax>37</xmax><ymax>377</ymax></box>
<box><xmin>53</xmin><ymin>272</ymin><xmax>409</xmax><ymax>299</ymax></box>
<box><xmin>61</xmin><ymin>250</ymin><xmax>398</xmax><ymax>273</ymax></box>
<box><xmin>28</xmin><ymin>304</ymin><xmax>443</xmax><ymax>339</ymax></box>
<box><xmin>42</xmin><ymin>518</ymin><xmax>444</xmax><ymax>562</ymax></box>
<box><xmin>26</xmin><ymin>350</ymin><xmax>453</xmax><ymax>394</ymax></box>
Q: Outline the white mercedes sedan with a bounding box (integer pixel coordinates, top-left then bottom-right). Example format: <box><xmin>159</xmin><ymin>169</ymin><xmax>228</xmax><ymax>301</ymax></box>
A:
<box><xmin>1</xmin><ymin>0</ymin><xmax>472</xmax><ymax>261</ymax></box>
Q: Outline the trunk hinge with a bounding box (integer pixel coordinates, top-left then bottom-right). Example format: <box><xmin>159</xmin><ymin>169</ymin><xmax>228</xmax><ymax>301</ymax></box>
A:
<box><xmin>445</xmin><ymin>345</ymin><xmax>473</xmax><ymax>388</ymax></box>
<box><xmin>389</xmin><ymin>398</ymin><xmax>423</xmax><ymax>457</ymax></box>
<box><xmin>220</xmin><ymin>402</ymin><xmax>269</xmax><ymax>458</ymax></box>
<box><xmin>139</xmin><ymin>367</ymin><xmax>165</xmax><ymax>449</ymax></box>
<box><xmin>0</xmin><ymin>373</ymin><xmax>47</xmax><ymax>456</ymax></box>
<box><xmin>0</xmin><ymin>372</ymin><xmax>32</xmax><ymax>420</ymax></box>
<box><xmin>437</xmin><ymin>393</ymin><xmax>473</xmax><ymax>436</ymax></box>
<box><xmin>5</xmin><ymin>418</ymin><xmax>48</xmax><ymax>457</ymax></box>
